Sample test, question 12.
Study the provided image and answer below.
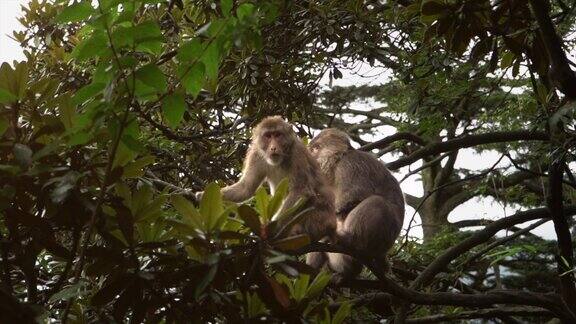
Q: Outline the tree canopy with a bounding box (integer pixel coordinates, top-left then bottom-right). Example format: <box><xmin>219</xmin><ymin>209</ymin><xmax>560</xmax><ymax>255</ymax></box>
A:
<box><xmin>1</xmin><ymin>0</ymin><xmax>575</xmax><ymax>322</ymax></box>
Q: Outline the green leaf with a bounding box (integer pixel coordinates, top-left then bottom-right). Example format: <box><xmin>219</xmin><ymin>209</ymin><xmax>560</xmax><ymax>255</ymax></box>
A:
<box><xmin>237</xmin><ymin>3</ymin><xmax>255</xmax><ymax>21</ymax></box>
<box><xmin>0</xmin><ymin>88</ymin><xmax>16</xmax><ymax>104</ymax></box>
<box><xmin>123</xmin><ymin>155</ymin><xmax>155</xmax><ymax>178</ymax></box>
<box><xmin>134</xmin><ymin>21</ymin><xmax>162</xmax><ymax>41</ymax></box>
<box><xmin>133</xmin><ymin>20</ymin><xmax>163</xmax><ymax>54</ymax></box>
<box><xmin>272</xmin><ymin>234</ymin><xmax>310</xmax><ymax>251</ymax></box>
<box><xmin>211</xmin><ymin>205</ymin><xmax>234</xmax><ymax>231</ymax></box>
<box><xmin>306</xmin><ymin>270</ymin><xmax>331</xmax><ymax>299</ymax></box>
<box><xmin>135</xmin><ymin>64</ymin><xmax>167</xmax><ymax>93</ymax></box>
<box><xmin>48</xmin><ymin>282</ymin><xmax>88</xmax><ymax>303</ymax></box>
<box><xmin>162</xmin><ymin>94</ymin><xmax>186</xmax><ymax>128</ymax></box>
<box><xmin>131</xmin><ymin>185</ymin><xmax>153</xmax><ymax>216</ymax></box>
<box><xmin>57</xmin><ymin>95</ymin><xmax>76</xmax><ymax>130</ymax></box>
<box><xmin>202</xmin><ymin>42</ymin><xmax>220</xmax><ymax>80</ymax></box>
<box><xmin>177</xmin><ymin>39</ymin><xmax>203</xmax><ymax>62</ymax></box>
<box><xmin>0</xmin><ymin>118</ymin><xmax>8</xmax><ymax>137</ymax></box>
<box><xmin>195</xmin><ymin>264</ymin><xmax>218</xmax><ymax>298</ymax></box>
<box><xmin>112</xmin><ymin>141</ymin><xmax>138</xmax><ymax>168</ymax></box>
<box><xmin>72</xmin><ymin>30</ymin><xmax>108</xmax><ymax>62</ymax></box>
<box><xmin>421</xmin><ymin>0</ymin><xmax>447</xmax><ymax>16</ymax></box>
<box><xmin>237</xmin><ymin>205</ymin><xmax>262</xmax><ymax>235</ymax></box>
<box><xmin>56</xmin><ymin>1</ymin><xmax>94</xmax><ymax>23</ymax></box>
<box><xmin>332</xmin><ymin>301</ymin><xmax>352</xmax><ymax>324</ymax></box>
<box><xmin>72</xmin><ymin>82</ymin><xmax>106</xmax><ymax>105</ymax></box>
<box><xmin>254</xmin><ymin>186</ymin><xmax>269</xmax><ymax>221</ymax></box>
<box><xmin>199</xmin><ymin>183</ymin><xmax>224</xmax><ymax>231</ymax></box>
<box><xmin>221</xmin><ymin>0</ymin><xmax>233</xmax><ymax>16</ymax></box>
<box><xmin>268</xmin><ymin>177</ymin><xmax>289</xmax><ymax>218</ymax></box>
<box><xmin>172</xmin><ymin>195</ymin><xmax>203</xmax><ymax>230</ymax></box>
<box><xmin>293</xmin><ymin>274</ymin><xmax>309</xmax><ymax>302</ymax></box>
<box><xmin>500</xmin><ymin>51</ymin><xmax>515</xmax><ymax>69</ymax></box>
<box><xmin>179</xmin><ymin>63</ymin><xmax>205</xmax><ymax>98</ymax></box>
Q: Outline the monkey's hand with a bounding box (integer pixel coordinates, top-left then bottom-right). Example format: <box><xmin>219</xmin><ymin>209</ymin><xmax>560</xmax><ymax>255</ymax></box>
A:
<box><xmin>194</xmin><ymin>191</ymin><xmax>204</xmax><ymax>202</ymax></box>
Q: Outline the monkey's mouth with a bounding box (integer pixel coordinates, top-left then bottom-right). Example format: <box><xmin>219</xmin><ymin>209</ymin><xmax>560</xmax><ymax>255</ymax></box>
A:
<box><xmin>267</xmin><ymin>154</ymin><xmax>284</xmax><ymax>165</ymax></box>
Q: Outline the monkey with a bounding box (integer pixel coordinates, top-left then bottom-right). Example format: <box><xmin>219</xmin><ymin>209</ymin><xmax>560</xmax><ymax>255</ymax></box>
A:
<box><xmin>307</xmin><ymin>128</ymin><xmax>405</xmax><ymax>283</ymax></box>
<box><xmin>195</xmin><ymin>116</ymin><xmax>336</xmax><ymax>246</ymax></box>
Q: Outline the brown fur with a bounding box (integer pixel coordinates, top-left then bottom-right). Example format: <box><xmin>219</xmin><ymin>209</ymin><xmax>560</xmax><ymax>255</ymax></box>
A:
<box><xmin>197</xmin><ymin>116</ymin><xmax>336</xmax><ymax>243</ymax></box>
<box><xmin>308</xmin><ymin>128</ymin><xmax>405</xmax><ymax>283</ymax></box>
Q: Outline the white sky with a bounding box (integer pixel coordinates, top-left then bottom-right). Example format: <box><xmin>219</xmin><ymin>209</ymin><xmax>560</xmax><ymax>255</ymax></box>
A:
<box><xmin>0</xmin><ymin>0</ymin><xmax>558</xmax><ymax>240</ymax></box>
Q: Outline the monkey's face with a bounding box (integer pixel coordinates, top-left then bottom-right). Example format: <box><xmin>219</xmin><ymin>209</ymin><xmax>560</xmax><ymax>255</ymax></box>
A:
<box><xmin>259</xmin><ymin>129</ymin><xmax>293</xmax><ymax>166</ymax></box>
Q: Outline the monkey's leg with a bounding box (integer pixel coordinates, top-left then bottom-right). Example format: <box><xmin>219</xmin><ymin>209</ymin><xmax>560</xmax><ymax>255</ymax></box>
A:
<box><xmin>306</xmin><ymin>252</ymin><xmax>327</xmax><ymax>270</ymax></box>
<box><xmin>336</xmin><ymin>195</ymin><xmax>402</xmax><ymax>277</ymax></box>
<box><xmin>326</xmin><ymin>253</ymin><xmax>361</xmax><ymax>285</ymax></box>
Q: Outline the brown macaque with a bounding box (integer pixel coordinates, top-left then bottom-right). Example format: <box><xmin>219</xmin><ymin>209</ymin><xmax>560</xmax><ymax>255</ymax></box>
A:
<box><xmin>308</xmin><ymin>128</ymin><xmax>405</xmax><ymax>283</ymax></box>
<box><xmin>195</xmin><ymin>116</ymin><xmax>336</xmax><ymax>244</ymax></box>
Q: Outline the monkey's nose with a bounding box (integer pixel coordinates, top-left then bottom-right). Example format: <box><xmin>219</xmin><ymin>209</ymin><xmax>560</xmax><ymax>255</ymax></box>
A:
<box><xmin>270</xmin><ymin>147</ymin><xmax>277</xmax><ymax>153</ymax></box>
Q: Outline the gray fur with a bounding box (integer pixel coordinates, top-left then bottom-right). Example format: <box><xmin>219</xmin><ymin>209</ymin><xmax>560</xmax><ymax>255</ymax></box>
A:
<box><xmin>309</xmin><ymin>128</ymin><xmax>405</xmax><ymax>283</ymax></box>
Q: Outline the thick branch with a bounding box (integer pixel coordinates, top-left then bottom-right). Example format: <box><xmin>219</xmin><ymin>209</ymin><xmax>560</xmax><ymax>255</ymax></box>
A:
<box><xmin>294</xmin><ymin>238</ymin><xmax>574</xmax><ymax>320</ymax></box>
<box><xmin>404</xmin><ymin>193</ymin><xmax>421</xmax><ymax>209</ymax></box>
<box><xmin>412</xmin><ymin>205</ymin><xmax>576</xmax><ymax>290</ymax></box>
<box><xmin>528</xmin><ymin>0</ymin><xmax>576</xmax><ymax>98</ymax></box>
<box><xmin>548</xmin><ymin>158</ymin><xmax>576</xmax><ymax>311</ymax></box>
<box><xmin>386</xmin><ymin>131</ymin><xmax>549</xmax><ymax>170</ymax></box>
<box><xmin>405</xmin><ymin>306</ymin><xmax>552</xmax><ymax>323</ymax></box>
<box><xmin>360</xmin><ymin>131</ymin><xmax>427</xmax><ymax>151</ymax></box>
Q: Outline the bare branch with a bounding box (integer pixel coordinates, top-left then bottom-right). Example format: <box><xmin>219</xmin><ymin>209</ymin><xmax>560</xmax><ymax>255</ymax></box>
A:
<box><xmin>361</xmin><ymin>131</ymin><xmax>427</xmax><ymax>151</ymax></box>
<box><xmin>386</xmin><ymin>131</ymin><xmax>549</xmax><ymax>170</ymax></box>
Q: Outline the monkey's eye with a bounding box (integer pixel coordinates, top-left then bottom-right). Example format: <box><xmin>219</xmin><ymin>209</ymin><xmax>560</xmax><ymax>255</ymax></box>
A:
<box><xmin>264</xmin><ymin>133</ymin><xmax>272</xmax><ymax>139</ymax></box>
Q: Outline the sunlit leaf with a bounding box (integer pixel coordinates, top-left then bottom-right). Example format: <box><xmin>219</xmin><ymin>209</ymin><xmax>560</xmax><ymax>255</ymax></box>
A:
<box><xmin>171</xmin><ymin>194</ymin><xmax>203</xmax><ymax>229</ymax></box>
<box><xmin>332</xmin><ymin>301</ymin><xmax>352</xmax><ymax>324</ymax></box>
<box><xmin>306</xmin><ymin>270</ymin><xmax>331</xmax><ymax>299</ymax></box>
<box><xmin>56</xmin><ymin>1</ymin><xmax>94</xmax><ymax>23</ymax></box>
<box><xmin>254</xmin><ymin>186</ymin><xmax>269</xmax><ymax>221</ymax></box>
<box><xmin>199</xmin><ymin>183</ymin><xmax>223</xmax><ymax>231</ymax></box>
<box><xmin>268</xmin><ymin>177</ymin><xmax>289</xmax><ymax>218</ymax></box>
<box><xmin>73</xmin><ymin>31</ymin><xmax>108</xmax><ymax>62</ymax></box>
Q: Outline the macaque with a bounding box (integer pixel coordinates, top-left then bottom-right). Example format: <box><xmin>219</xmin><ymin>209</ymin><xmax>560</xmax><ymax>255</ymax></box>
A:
<box><xmin>308</xmin><ymin>128</ymin><xmax>405</xmax><ymax>283</ymax></box>
<box><xmin>196</xmin><ymin>116</ymin><xmax>336</xmax><ymax>243</ymax></box>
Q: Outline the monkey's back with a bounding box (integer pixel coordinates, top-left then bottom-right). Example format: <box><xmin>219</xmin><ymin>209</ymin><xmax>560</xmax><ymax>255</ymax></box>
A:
<box><xmin>334</xmin><ymin>150</ymin><xmax>404</xmax><ymax>215</ymax></box>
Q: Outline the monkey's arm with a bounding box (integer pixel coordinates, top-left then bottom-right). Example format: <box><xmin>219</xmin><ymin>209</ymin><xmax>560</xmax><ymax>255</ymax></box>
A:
<box><xmin>220</xmin><ymin>149</ymin><xmax>266</xmax><ymax>202</ymax></box>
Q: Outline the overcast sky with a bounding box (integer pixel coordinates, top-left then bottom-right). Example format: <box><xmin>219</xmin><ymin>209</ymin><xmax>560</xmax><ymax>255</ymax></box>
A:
<box><xmin>0</xmin><ymin>0</ymin><xmax>558</xmax><ymax>240</ymax></box>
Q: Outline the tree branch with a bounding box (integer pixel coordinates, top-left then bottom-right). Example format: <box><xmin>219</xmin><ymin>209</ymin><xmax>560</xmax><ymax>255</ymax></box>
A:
<box><xmin>528</xmin><ymin>0</ymin><xmax>576</xmax><ymax>98</ymax></box>
<box><xmin>411</xmin><ymin>205</ymin><xmax>576</xmax><ymax>291</ymax></box>
<box><xmin>360</xmin><ymin>131</ymin><xmax>427</xmax><ymax>151</ymax></box>
<box><xmin>405</xmin><ymin>306</ymin><xmax>552</xmax><ymax>323</ymax></box>
<box><xmin>386</xmin><ymin>131</ymin><xmax>549</xmax><ymax>170</ymax></box>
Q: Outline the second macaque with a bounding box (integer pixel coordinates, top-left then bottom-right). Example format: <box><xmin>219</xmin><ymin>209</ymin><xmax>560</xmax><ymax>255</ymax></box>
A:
<box><xmin>196</xmin><ymin>116</ymin><xmax>336</xmax><ymax>243</ymax></box>
<box><xmin>308</xmin><ymin>128</ymin><xmax>405</xmax><ymax>283</ymax></box>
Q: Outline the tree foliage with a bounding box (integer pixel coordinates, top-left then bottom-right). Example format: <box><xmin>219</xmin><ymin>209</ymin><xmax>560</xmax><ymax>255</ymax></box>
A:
<box><xmin>1</xmin><ymin>0</ymin><xmax>576</xmax><ymax>322</ymax></box>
